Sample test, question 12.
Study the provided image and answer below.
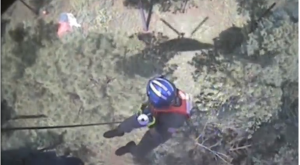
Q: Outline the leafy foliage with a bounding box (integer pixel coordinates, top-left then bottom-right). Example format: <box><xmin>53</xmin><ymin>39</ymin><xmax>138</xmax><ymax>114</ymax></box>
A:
<box><xmin>1</xmin><ymin>0</ymin><xmax>298</xmax><ymax>165</ymax></box>
<box><xmin>185</xmin><ymin>0</ymin><xmax>298</xmax><ymax>164</ymax></box>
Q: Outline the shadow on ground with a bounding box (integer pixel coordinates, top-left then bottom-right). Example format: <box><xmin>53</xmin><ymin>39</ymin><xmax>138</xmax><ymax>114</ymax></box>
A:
<box><xmin>1</xmin><ymin>99</ymin><xmax>48</xmax><ymax>126</ymax></box>
<box><xmin>5</xmin><ymin>19</ymin><xmax>58</xmax><ymax>79</ymax></box>
<box><xmin>189</xmin><ymin>8</ymin><xmax>279</xmax><ymax>79</ymax></box>
<box><xmin>213</xmin><ymin>25</ymin><xmax>275</xmax><ymax>65</ymax></box>
<box><xmin>1</xmin><ymin>0</ymin><xmax>17</xmax><ymax>14</ymax></box>
<box><xmin>114</xmin><ymin>32</ymin><xmax>213</xmax><ymax>78</ymax></box>
<box><xmin>123</xmin><ymin>0</ymin><xmax>197</xmax><ymax>13</ymax></box>
<box><xmin>115</xmin><ymin>8</ymin><xmax>278</xmax><ymax>80</ymax></box>
<box><xmin>2</xmin><ymin>129</ymin><xmax>96</xmax><ymax>165</ymax></box>
<box><xmin>249</xmin><ymin>82</ymin><xmax>298</xmax><ymax>163</ymax></box>
<box><xmin>114</xmin><ymin>3</ymin><xmax>280</xmax><ymax>80</ymax></box>
<box><xmin>2</xmin><ymin>147</ymin><xmax>84</xmax><ymax>165</ymax></box>
<box><xmin>1</xmin><ymin>99</ymin><xmax>16</xmax><ymax>125</ymax></box>
<box><xmin>118</xmin><ymin>0</ymin><xmax>282</xmax><ymax>80</ymax></box>
<box><xmin>1</xmin><ymin>19</ymin><xmax>11</xmax><ymax>38</ymax></box>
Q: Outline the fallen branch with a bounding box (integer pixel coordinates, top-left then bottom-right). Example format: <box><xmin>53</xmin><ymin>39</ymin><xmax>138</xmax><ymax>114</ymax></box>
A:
<box><xmin>195</xmin><ymin>142</ymin><xmax>232</xmax><ymax>165</ymax></box>
<box><xmin>208</xmin><ymin>139</ymin><xmax>222</xmax><ymax>149</ymax></box>
<box><xmin>195</xmin><ymin>120</ymin><xmax>209</xmax><ymax>142</ymax></box>
<box><xmin>230</xmin><ymin>144</ymin><xmax>251</xmax><ymax>151</ymax></box>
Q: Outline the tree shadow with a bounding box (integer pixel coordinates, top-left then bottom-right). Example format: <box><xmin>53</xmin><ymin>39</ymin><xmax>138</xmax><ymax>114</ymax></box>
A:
<box><xmin>190</xmin><ymin>3</ymin><xmax>279</xmax><ymax>79</ymax></box>
<box><xmin>213</xmin><ymin>26</ymin><xmax>245</xmax><ymax>55</ymax></box>
<box><xmin>7</xmin><ymin>19</ymin><xmax>58</xmax><ymax>79</ymax></box>
<box><xmin>114</xmin><ymin>32</ymin><xmax>213</xmax><ymax>78</ymax></box>
<box><xmin>213</xmin><ymin>25</ymin><xmax>275</xmax><ymax>67</ymax></box>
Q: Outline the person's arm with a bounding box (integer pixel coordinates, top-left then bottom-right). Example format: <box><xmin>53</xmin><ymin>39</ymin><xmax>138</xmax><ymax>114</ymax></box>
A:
<box><xmin>137</xmin><ymin>103</ymin><xmax>156</xmax><ymax>127</ymax></box>
<box><xmin>117</xmin><ymin>114</ymin><xmax>146</xmax><ymax>133</ymax></box>
<box><xmin>117</xmin><ymin>103</ymin><xmax>155</xmax><ymax>133</ymax></box>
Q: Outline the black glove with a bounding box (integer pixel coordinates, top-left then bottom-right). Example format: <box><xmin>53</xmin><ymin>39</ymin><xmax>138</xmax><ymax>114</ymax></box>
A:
<box><xmin>140</xmin><ymin>102</ymin><xmax>149</xmax><ymax>111</ymax></box>
<box><xmin>137</xmin><ymin>102</ymin><xmax>156</xmax><ymax>128</ymax></box>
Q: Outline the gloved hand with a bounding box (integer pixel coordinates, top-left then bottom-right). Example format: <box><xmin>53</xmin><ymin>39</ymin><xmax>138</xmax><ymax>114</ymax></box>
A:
<box><xmin>140</xmin><ymin>102</ymin><xmax>149</xmax><ymax>111</ymax></box>
<box><xmin>137</xmin><ymin>104</ymin><xmax>156</xmax><ymax>128</ymax></box>
<box><xmin>137</xmin><ymin>114</ymin><xmax>150</xmax><ymax>126</ymax></box>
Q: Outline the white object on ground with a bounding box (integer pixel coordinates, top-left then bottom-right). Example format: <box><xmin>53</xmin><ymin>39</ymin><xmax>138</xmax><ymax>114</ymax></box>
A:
<box><xmin>59</xmin><ymin>13</ymin><xmax>81</xmax><ymax>28</ymax></box>
<box><xmin>66</xmin><ymin>13</ymin><xmax>81</xmax><ymax>28</ymax></box>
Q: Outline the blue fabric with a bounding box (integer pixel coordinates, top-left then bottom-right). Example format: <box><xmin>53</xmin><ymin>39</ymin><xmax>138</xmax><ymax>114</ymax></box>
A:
<box><xmin>59</xmin><ymin>13</ymin><xmax>69</xmax><ymax>23</ymax></box>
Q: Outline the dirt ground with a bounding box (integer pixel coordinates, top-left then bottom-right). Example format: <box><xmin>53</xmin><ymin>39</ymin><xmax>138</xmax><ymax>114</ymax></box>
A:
<box><xmin>2</xmin><ymin>0</ymin><xmax>252</xmax><ymax>164</ymax></box>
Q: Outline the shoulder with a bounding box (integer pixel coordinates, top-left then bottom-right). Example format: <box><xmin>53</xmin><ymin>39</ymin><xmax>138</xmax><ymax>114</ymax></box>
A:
<box><xmin>177</xmin><ymin>90</ymin><xmax>196</xmax><ymax>115</ymax></box>
<box><xmin>177</xmin><ymin>89</ymin><xmax>193</xmax><ymax>104</ymax></box>
<box><xmin>178</xmin><ymin>90</ymin><xmax>189</xmax><ymax>98</ymax></box>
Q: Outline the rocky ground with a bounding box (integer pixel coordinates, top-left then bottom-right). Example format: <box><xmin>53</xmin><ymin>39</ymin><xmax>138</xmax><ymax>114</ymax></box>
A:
<box><xmin>1</xmin><ymin>0</ymin><xmax>298</xmax><ymax>165</ymax></box>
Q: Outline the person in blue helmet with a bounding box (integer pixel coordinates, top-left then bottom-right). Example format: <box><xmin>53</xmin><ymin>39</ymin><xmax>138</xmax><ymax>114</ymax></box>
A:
<box><xmin>103</xmin><ymin>76</ymin><xmax>195</xmax><ymax>158</ymax></box>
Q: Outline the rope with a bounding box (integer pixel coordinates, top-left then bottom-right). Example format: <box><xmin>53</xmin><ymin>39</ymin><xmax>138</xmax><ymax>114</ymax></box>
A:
<box><xmin>1</xmin><ymin>121</ymin><xmax>122</xmax><ymax>132</ymax></box>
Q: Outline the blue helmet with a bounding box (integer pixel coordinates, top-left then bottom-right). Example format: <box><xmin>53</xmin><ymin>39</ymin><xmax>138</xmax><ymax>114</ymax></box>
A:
<box><xmin>146</xmin><ymin>77</ymin><xmax>176</xmax><ymax>108</ymax></box>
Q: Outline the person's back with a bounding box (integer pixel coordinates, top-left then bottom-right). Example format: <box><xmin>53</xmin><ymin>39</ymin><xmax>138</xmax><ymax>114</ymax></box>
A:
<box><xmin>155</xmin><ymin>112</ymin><xmax>186</xmax><ymax>136</ymax></box>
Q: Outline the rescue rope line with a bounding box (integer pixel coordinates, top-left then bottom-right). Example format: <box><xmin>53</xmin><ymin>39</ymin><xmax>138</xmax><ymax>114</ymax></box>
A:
<box><xmin>1</xmin><ymin>121</ymin><xmax>122</xmax><ymax>132</ymax></box>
